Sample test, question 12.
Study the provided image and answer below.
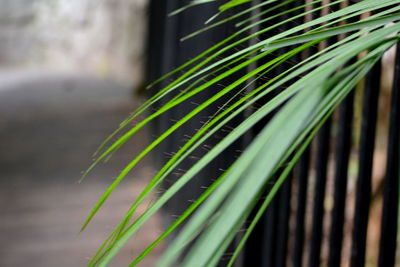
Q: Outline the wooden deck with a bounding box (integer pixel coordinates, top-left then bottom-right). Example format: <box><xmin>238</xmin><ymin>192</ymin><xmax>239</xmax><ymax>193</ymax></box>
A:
<box><xmin>0</xmin><ymin>72</ymin><xmax>164</xmax><ymax>267</ymax></box>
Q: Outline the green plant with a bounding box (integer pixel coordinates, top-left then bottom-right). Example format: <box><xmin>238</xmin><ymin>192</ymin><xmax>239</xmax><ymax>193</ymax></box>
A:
<box><xmin>81</xmin><ymin>1</ymin><xmax>400</xmax><ymax>266</ymax></box>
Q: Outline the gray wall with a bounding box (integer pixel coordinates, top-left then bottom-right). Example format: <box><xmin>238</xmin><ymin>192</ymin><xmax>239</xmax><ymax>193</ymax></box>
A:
<box><xmin>0</xmin><ymin>0</ymin><xmax>148</xmax><ymax>86</ymax></box>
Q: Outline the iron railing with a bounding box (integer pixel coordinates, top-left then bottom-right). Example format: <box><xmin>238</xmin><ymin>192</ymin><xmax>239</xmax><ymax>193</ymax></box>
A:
<box><xmin>146</xmin><ymin>1</ymin><xmax>399</xmax><ymax>266</ymax></box>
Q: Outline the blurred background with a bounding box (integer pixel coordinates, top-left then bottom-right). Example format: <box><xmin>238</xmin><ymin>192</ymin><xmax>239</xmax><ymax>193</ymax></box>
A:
<box><xmin>1</xmin><ymin>1</ymin><xmax>399</xmax><ymax>267</ymax></box>
<box><xmin>0</xmin><ymin>0</ymin><xmax>165</xmax><ymax>266</ymax></box>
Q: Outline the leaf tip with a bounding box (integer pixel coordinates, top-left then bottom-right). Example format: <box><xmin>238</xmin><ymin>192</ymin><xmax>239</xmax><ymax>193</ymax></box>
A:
<box><xmin>205</xmin><ymin>12</ymin><xmax>221</xmax><ymax>24</ymax></box>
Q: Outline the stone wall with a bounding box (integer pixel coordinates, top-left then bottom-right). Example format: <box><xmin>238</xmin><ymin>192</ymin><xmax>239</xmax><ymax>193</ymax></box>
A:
<box><xmin>0</xmin><ymin>0</ymin><xmax>37</xmax><ymax>65</ymax></box>
<box><xmin>0</xmin><ymin>0</ymin><xmax>148</xmax><ymax>86</ymax></box>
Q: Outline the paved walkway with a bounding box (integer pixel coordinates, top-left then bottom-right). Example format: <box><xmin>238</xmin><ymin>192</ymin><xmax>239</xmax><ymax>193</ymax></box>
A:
<box><xmin>0</xmin><ymin>71</ymin><xmax>163</xmax><ymax>266</ymax></box>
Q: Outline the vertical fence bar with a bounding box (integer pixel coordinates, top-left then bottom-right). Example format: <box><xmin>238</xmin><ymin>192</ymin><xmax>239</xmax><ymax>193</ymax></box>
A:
<box><xmin>244</xmin><ymin>1</ymin><xmax>286</xmax><ymax>266</ymax></box>
<box><xmin>274</xmin><ymin>1</ymin><xmax>307</xmax><ymax>265</ymax></box>
<box><xmin>327</xmin><ymin>2</ymin><xmax>356</xmax><ymax>265</ymax></box>
<box><xmin>350</xmin><ymin>61</ymin><xmax>382</xmax><ymax>267</ymax></box>
<box><xmin>328</xmin><ymin>90</ymin><xmax>355</xmax><ymax>267</ymax></box>
<box><xmin>293</xmin><ymin>148</ymin><xmax>310</xmax><ymax>267</ymax></box>
<box><xmin>263</xmin><ymin>3</ymin><xmax>295</xmax><ymax>265</ymax></box>
<box><xmin>308</xmin><ymin>1</ymin><xmax>333</xmax><ymax>266</ymax></box>
<box><xmin>291</xmin><ymin>1</ymin><xmax>309</xmax><ymax>266</ymax></box>
<box><xmin>156</xmin><ymin>0</ymin><xmax>190</xmax><ymax>219</ymax></box>
<box><xmin>377</xmin><ymin>44</ymin><xmax>400</xmax><ymax>267</ymax></box>
<box><xmin>242</xmin><ymin>1</ymin><xmax>268</xmax><ymax>265</ymax></box>
<box><xmin>276</xmin><ymin>175</ymin><xmax>293</xmax><ymax>267</ymax></box>
<box><xmin>146</xmin><ymin>0</ymin><xmax>167</xmax><ymax>85</ymax></box>
<box><xmin>308</xmin><ymin>122</ymin><xmax>332</xmax><ymax>267</ymax></box>
<box><xmin>146</xmin><ymin>0</ymin><xmax>173</xmax><ymax>168</ymax></box>
<box><xmin>263</xmin><ymin>198</ymin><xmax>279</xmax><ymax>267</ymax></box>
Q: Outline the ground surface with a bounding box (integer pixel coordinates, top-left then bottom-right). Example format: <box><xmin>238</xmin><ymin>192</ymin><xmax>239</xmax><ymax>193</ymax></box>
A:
<box><xmin>0</xmin><ymin>70</ymin><xmax>163</xmax><ymax>267</ymax></box>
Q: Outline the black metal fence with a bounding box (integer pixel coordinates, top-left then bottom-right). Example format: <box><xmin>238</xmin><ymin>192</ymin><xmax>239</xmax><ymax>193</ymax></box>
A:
<box><xmin>146</xmin><ymin>1</ymin><xmax>399</xmax><ymax>266</ymax></box>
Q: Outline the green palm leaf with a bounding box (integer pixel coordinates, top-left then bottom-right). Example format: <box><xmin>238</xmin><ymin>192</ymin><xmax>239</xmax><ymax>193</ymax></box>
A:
<box><xmin>81</xmin><ymin>1</ymin><xmax>400</xmax><ymax>266</ymax></box>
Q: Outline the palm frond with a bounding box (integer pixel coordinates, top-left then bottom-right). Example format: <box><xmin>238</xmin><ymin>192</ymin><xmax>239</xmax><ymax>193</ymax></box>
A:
<box><xmin>81</xmin><ymin>1</ymin><xmax>400</xmax><ymax>266</ymax></box>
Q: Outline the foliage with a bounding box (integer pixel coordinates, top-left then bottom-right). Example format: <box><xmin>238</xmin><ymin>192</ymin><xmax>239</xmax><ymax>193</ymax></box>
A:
<box><xmin>81</xmin><ymin>0</ymin><xmax>400</xmax><ymax>266</ymax></box>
